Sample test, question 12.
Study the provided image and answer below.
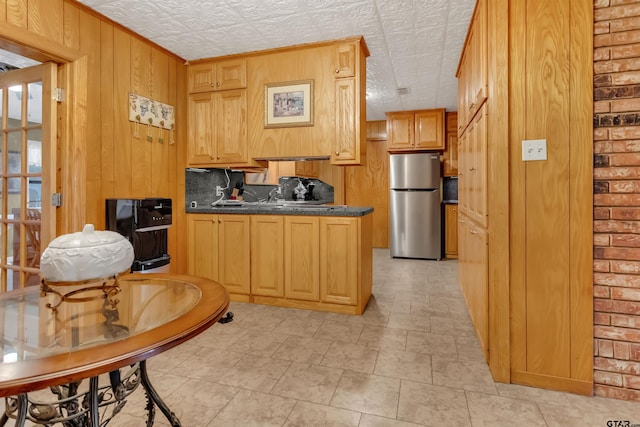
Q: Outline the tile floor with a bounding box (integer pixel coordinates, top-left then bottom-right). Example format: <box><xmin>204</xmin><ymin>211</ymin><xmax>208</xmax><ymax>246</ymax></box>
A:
<box><xmin>7</xmin><ymin>249</ymin><xmax>640</xmax><ymax>426</ymax></box>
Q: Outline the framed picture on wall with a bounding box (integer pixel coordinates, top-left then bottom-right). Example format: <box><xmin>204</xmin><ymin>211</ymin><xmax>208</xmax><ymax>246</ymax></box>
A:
<box><xmin>264</xmin><ymin>80</ymin><xmax>314</xmax><ymax>128</ymax></box>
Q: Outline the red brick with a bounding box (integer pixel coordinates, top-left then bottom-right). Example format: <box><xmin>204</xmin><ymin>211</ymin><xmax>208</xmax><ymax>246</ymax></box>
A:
<box><xmin>600</xmin><ymin>339</ymin><xmax>615</xmax><ymax>357</ymax></box>
<box><xmin>595</xmin><ymin>100</ymin><xmax>612</xmax><ymax>114</ymax></box>
<box><xmin>595</xmin><ymin>194</ymin><xmax>640</xmax><ymax>207</ymax></box>
<box><xmin>595</xmin><ymin>272</ymin><xmax>640</xmax><ymax>287</ymax></box>
<box><xmin>595</xmin><ymin>356</ymin><xmax>640</xmax><ymax>374</ymax></box>
<box><xmin>595</xmin><ymin>259</ymin><xmax>612</xmax><ymax>272</ymax></box>
<box><xmin>612</xmin><ymin>44</ymin><xmax>640</xmax><ymax>59</ymax></box>
<box><xmin>595</xmin><ymin>370</ymin><xmax>624</xmax><ymax>386</ymax></box>
<box><xmin>631</xmin><ymin>343</ymin><xmax>640</xmax><ymax>360</ymax></box>
<box><xmin>611</xmin><ymin>126</ymin><xmax>640</xmax><ymax>140</ymax></box>
<box><xmin>595</xmin><ymin>325</ymin><xmax>640</xmax><ymax>341</ymax></box>
<box><xmin>610</xmin><ymin>181</ymin><xmax>640</xmax><ymax>193</ymax></box>
<box><xmin>612</xmin><ymin>234</ymin><xmax>640</xmax><ymax>247</ymax></box>
<box><xmin>611</xmin><ymin>97</ymin><xmax>640</xmax><ymax>114</ymax></box>
<box><xmin>612</xmin><ymin>287</ymin><xmax>640</xmax><ymax>301</ymax></box>
<box><xmin>613</xmin><ymin>260</ymin><xmax>640</xmax><ymax>275</ymax></box>
<box><xmin>594</xmin><ymin>142</ymin><xmax>616</xmax><ymax>153</ymax></box>
<box><xmin>595</xmin><ymin>297</ymin><xmax>640</xmax><ymax>314</ymax></box>
<box><xmin>596</xmin><ymin>285</ymin><xmax>612</xmax><ymax>298</ymax></box>
<box><xmin>595</xmin><ymin>0</ymin><xmax>609</xmax><ymax>8</ymax></box>
<box><xmin>611</xmin><ymin>208</ymin><xmax>640</xmax><ymax>220</ymax></box>
<box><xmin>595</xmin><ymin>21</ymin><xmax>611</xmax><ymax>35</ymax></box>
<box><xmin>596</xmin><ymin>312</ymin><xmax>612</xmax><ymax>325</ymax></box>
<box><xmin>612</xmin><ymin>0</ymin><xmax>640</xmax><ymax>6</ymax></box>
<box><xmin>595</xmin><ymin>127</ymin><xmax>609</xmax><ymax>140</ymax></box>
<box><xmin>594</xmin><ymin>207</ymin><xmax>611</xmax><ymax>220</ymax></box>
<box><xmin>623</xmin><ymin>374</ymin><xmax>640</xmax><ymax>389</ymax></box>
<box><xmin>595</xmin><ymin>47</ymin><xmax>612</xmax><ymax>61</ymax></box>
<box><xmin>609</xmin><ymin>152</ymin><xmax>640</xmax><ymax>165</ymax></box>
<box><xmin>615</xmin><ymin>341</ymin><xmax>632</xmax><ymax>360</ymax></box>
<box><xmin>626</xmin><ymin>140</ymin><xmax>640</xmax><ymax>151</ymax></box>
<box><xmin>594</xmin><ymin>167</ymin><xmax>640</xmax><ymax>179</ymax></box>
<box><xmin>595</xmin><ymin>383</ymin><xmax>640</xmax><ymax>400</ymax></box>
<box><xmin>613</xmin><ymin>71</ymin><xmax>640</xmax><ymax>85</ymax></box>
<box><xmin>597</xmin><ymin>5</ymin><xmax>640</xmax><ymax>21</ymax></box>
<box><xmin>611</xmin><ymin>313</ymin><xmax>640</xmax><ymax>328</ymax></box>
<box><xmin>612</xmin><ymin>16</ymin><xmax>640</xmax><ymax>32</ymax></box>
<box><xmin>595</xmin><ymin>233</ymin><xmax>611</xmax><ymax>246</ymax></box>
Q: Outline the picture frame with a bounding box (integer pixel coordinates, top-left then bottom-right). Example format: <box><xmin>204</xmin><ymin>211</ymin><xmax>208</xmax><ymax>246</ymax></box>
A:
<box><xmin>264</xmin><ymin>80</ymin><xmax>314</xmax><ymax>128</ymax></box>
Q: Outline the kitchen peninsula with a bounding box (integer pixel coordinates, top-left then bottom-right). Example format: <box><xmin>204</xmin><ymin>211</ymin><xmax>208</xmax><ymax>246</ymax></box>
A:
<box><xmin>186</xmin><ymin>203</ymin><xmax>373</xmax><ymax>315</ymax></box>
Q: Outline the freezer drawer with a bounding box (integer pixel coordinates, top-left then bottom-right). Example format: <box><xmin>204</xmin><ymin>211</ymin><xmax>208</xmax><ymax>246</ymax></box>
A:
<box><xmin>390</xmin><ymin>189</ymin><xmax>442</xmax><ymax>259</ymax></box>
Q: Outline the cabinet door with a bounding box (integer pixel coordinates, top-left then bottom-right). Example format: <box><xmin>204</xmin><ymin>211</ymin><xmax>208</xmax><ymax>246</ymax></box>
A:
<box><xmin>216</xmin><ymin>89</ymin><xmax>247</xmax><ymax>164</ymax></box>
<box><xmin>469</xmin><ymin>105</ymin><xmax>487</xmax><ymax>227</ymax></box>
<box><xmin>320</xmin><ymin>217</ymin><xmax>358</xmax><ymax>305</ymax></box>
<box><xmin>415</xmin><ymin>109</ymin><xmax>445</xmax><ymax>150</ymax></box>
<box><xmin>386</xmin><ymin>112</ymin><xmax>414</xmax><ymax>150</ymax></box>
<box><xmin>187</xmin><ymin>214</ymin><xmax>218</xmax><ymax>281</ymax></box>
<box><xmin>445</xmin><ymin>204</ymin><xmax>458</xmax><ymax>258</ymax></box>
<box><xmin>284</xmin><ymin>216</ymin><xmax>319</xmax><ymax>301</ymax></box>
<box><xmin>216</xmin><ymin>58</ymin><xmax>247</xmax><ymax>90</ymax></box>
<box><xmin>218</xmin><ymin>215</ymin><xmax>250</xmax><ymax>294</ymax></box>
<box><xmin>251</xmin><ymin>215</ymin><xmax>284</xmax><ymax>297</ymax></box>
<box><xmin>295</xmin><ymin>161</ymin><xmax>320</xmax><ymax>178</ymax></box>
<box><xmin>188</xmin><ymin>62</ymin><xmax>216</xmax><ymax>93</ymax></box>
<box><xmin>443</xmin><ymin>132</ymin><xmax>458</xmax><ymax>176</ymax></box>
<box><xmin>335</xmin><ymin>43</ymin><xmax>356</xmax><ymax>77</ymax></box>
<box><xmin>187</xmin><ymin>92</ymin><xmax>215</xmax><ymax>165</ymax></box>
<box><xmin>333</xmin><ymin>78</ymin><xmax>358</xmax><ymax>164</ymax></box>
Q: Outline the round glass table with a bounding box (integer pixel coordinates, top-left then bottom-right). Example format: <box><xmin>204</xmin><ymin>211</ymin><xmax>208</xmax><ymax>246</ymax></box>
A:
<box><xmin>0</xmin><ymin>274</ymin><xmax>230</xmax><ymax>426</ymax></box>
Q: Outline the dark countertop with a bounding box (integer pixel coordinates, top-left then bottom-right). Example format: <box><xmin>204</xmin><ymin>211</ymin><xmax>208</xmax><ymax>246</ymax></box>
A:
<box><xmin>186</xmin><ymin>203</ymin><xmax>374</xmax><ymax>217</ymax></box>
<box><xmin>442</xmin><ymin>200</ymin><xmax>459</xmax><ymax>205</ymax></box>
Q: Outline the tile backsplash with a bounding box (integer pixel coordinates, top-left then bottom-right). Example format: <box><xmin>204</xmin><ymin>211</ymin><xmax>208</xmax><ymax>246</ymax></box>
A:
<box><xmin>185</xmin><ymin>168</ymin><xmax>334</xmax><ymax>209</ymax></box>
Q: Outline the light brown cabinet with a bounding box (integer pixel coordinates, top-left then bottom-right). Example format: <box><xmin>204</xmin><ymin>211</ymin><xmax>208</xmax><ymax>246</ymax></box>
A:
<box><xmin>284</xmin><ymin>216</ymin><xmax>320</xmax><ymax>301</ymax></box>
<box><xmin>445</xmin><ymin>204</ymin><xmax>458</xmax><ymax>259</ymax></box>
<box><xmin>186</xmin><ymin>214</ymin><xmax>250</xmax><ymax>296</ymax></box>
<box><xmin>250</xmin><ymin>215</ymin><xmax>284</xmax><ymax>297</ymax></box>
<box><xmin>335</xmin><ymin>43</ymin><xmax>356</xmax><ymax>77</ymax></box>
<box><xmin>386</xmin><ymin>109</ymin><xmax>445</xmax><ymax>151</ymax></box>
<box><xmin>188</xmin><ymin>58</ymin><xmax>247</xmax><ymax>93</ymax></box>
<box><xmin>443</xmin><ymin>112</ymin><xmax>458</xmax><ymax>176</ymax></box>
<box><xmin>295</xmin><ymin>161</ymin><xmax>320</xmax><ymax>178</ymax></box>
<box><xmin>187</xmin><ymin>89</ymin><xmax>248</xmax><ymax>166</ymax></box>
<box><xmin>320</xmin><ymin>217</ymin><xmax>358</xmax><ymax>305</ymax></box>
<box><xmin>458</xmin><ymin>105</ymin><xmax>487</xmax><ymax>228</ymax></box>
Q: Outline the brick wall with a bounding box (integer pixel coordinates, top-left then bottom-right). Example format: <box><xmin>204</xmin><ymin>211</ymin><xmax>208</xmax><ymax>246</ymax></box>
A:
<box><xmin>594</xmin><ymin>0</ymin><xmax>640</xmax><ymax>401</ymax></box>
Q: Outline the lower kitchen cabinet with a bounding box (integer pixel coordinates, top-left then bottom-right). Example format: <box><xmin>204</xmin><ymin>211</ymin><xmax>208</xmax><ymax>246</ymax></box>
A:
<box><xmin>250</xmin><ymin>215</ymin><xmax>284</xmax><ymax>297</ymax></box>
<box><xmin>284</xmin><ymin>216</ymin><xmax>320</xmax><ymax>301</ymax></box>
<box><xmin>186</xmin><ymin>214</ymin><xmax>250</xmax><ymax>296</ymax></box>
<box><xmin>320</xmin><ymin>217</ymin><xmax>358</xmax><ymax>305</ymax></box>
<box><xmin>445</xmin><ymin>204</ymin><xmax>458</xmax><ymax>258</ymax></box>
<box><xmin>187</xmin><ymin>213</ymin><xmax>372</xmax><ymax>314</ymax></box>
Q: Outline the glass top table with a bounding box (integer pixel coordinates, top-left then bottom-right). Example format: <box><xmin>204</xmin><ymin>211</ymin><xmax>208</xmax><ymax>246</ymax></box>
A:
<box><xmin>0</xmin><ymin>274</ymin><xmax>230</xmax><ymax>426</ymax></box>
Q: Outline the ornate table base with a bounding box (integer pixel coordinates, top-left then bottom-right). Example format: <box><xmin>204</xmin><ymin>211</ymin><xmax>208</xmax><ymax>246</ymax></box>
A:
<box><xmin>1</xmin><ymin>360</ymin><xmax>180</xmax><ymax>427</ymax></box>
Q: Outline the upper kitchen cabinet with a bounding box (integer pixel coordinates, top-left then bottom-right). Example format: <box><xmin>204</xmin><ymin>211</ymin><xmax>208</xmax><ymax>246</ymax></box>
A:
<box><xmin>188</xmin><ymin>58</ymin><xmax>247</xmax><ymax>93</ymax></box>
<box><xmin>187</xmin><ymin>89</ymin><xmax>248</xmax><ymax>165</ymax></box>
<box><xmin>386</xmin><ymin>109</ymin><xmax>445</xmax><ymax>152</ymax></box>
<box><xmin>443</xmin><ymin>112</ymin><xmax>458</xmax><ymax>176</ymax></box>
<box><xmin>334</xmin><ymin>43</ymin><xmax>356</xmax><ymax>77</ymax></box>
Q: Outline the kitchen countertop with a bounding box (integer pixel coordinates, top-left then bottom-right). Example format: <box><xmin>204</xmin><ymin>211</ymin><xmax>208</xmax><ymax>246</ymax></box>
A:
<box><xmin>186</xmin><ymin>202</ymin><xmax>374</xmax><ymax>217</ymax></box>
<box><xmin>442</xmin><ymin>200</ymin><xmax>459</xmax><ymax>205</ymax></box>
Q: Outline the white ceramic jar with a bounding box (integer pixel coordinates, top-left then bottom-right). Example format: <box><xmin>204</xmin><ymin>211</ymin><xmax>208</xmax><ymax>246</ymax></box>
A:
<box><xmin>40</xmin><ymin>224</ymin><xmax>134</xmax><ymax>282</ymax></box>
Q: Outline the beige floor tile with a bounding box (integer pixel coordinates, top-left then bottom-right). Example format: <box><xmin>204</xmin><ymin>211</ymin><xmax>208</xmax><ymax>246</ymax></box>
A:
<box><xmin>357</xmin><ymin>325</ymin><xmax>408</xmax><ymax>350</ymax></box>
<box><xmin>283</xmin><ymin>400</ymin><xmax>362</xmax><ymax>426</ymax></box>
<box><xmin>359</xmin><ymin>414</ymin><xmax>423</xmax><ymax>427</ymax></box>
<box><xmin>172</xmin><ymin>348</ymin><xmax>243</xmax><ymax>382</ymax></box>
<box><xmin>188</xmin><ymin>323</ymin><xmax>248</xmax><ymax>349</ymax></box>
<box><xmin>374</xmin><ymin>348</ymin><xmax>432</xmax><ymax>383</ymax></box>
<box><xmin>271</xmin><ymin>362</ymin><xmax>344</xmax><ymax>404</ymax></box>
<box><xmin>466</xmin><ymin>391</ymin><xmax>547</xmax><ymax>426</ymax></box>
<box><xmin>431</xmin><ymin>356</ymin><xmax>497</xmax><ymax>394</ymax></box>
<box><xmin>163</xmin><ymin>379</ymin><xmax>241</xmax><ymax>425</ymax></box>
<box><xmin>454</xmin><ymin>336</ymin><xmax>486</xmax><ymax>362</ymax></box>
<box><xmin>207</xmin><ymin>389</ymin><xmax>297</xmax><ymax>427</ymax></box>
<box><xmin>313</xmin><ymin>320</ymin><xmax>365</xmax><ymax>343</ymax></box>
<box><xmin>405</xmin><ymin>330</ymin><xmax>457</xmax><ymax>357</ymax></box>
<box><xmin>109</xmin><ymin>412</ymin><xmax>171</xmax><ymax>427</ymax></box>
<box><xmin>273</xmin><ymin>316</ymin><xmax>325</xmax><ymax>336</ymax></box>
<box><xmin>347</xmin><ymin>306</ymin><xmax>390</xmax><ymax>326</ymax></box>
<box><xmin>330</xmin><ymin>371</ymin><xmax>401</xmax><ymax>418</ymax></box>
<box><xmin>321</xmin><ymin>341</ymin><xmax>379</xmax><ymax>373</ymax></box>
<box><xmin>271</xmin><ymin>335</ymin><xmax>333</xmax><ymax>364</ymax></box>
<box><xmin>217</xmin><ymin>354</ymin><xmax>291</xmax><ymax>392</ymax></box>
<box><xmin>120</xmin><ymin>369</ymin><xmax>189</xmax><ymax>417</ymax></box>
<box><xmin>227</xmin><ymin>330</ymin><xmax>290</xmax><ymax>356</ymax></box>
<box><xmin>387</xmin><ymin>312</ymin><xmax>431</xmax><ymax>332</ymax></box>
<box><xmin>429</xmin><ymin>315</ymin><xmax>476</xmax><ymax>337</ymax></box>
<box><xmin>495</xmin><ymin>382</ymin><xmax>571</xmax><ymax>406</ymax></box>
<box><xmin>397</xmin><ymin>380</ymin><xmax>471</xmax><ymax>426</ymax></box>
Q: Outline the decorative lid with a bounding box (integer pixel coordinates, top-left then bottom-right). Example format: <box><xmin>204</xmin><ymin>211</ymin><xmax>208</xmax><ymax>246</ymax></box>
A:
<box><xmin>48</xmin><ymin>224</ymin><xmax>125</xmax><ymax>248</ymax></box>
<box><xmin>40</xmin><ymin>224</ymin><xmax>135</xmax><ymax>283</ymax></box>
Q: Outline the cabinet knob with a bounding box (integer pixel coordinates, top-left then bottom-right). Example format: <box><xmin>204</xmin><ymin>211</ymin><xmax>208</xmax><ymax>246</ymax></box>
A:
<box><xmin>216</xmin><ymin>82</ymin><xmax>221</xmax><ymax>87</ymax></box>
<box><xmin>210</xmin><ymin>83</ymin><xmax>215</xmax><ymax>87</ymax></box>
<box><xmin>334</xmin><ymin>68</ymin><xmax>340</xmax><ymax>73</ymax></box>
<box><xmin>335</xmin><ymin>151</ymin><xmax>340</xmax><ymax>156</ymax></box>
<box><xmin>470</xmin><ymin>230</ymin><xmax>477</xmax><ymax>235</ymax></box>
<box><xmin>469</xmin><ymin>167</ymin><xmax>476</xmax><ymax>172</ymax></box>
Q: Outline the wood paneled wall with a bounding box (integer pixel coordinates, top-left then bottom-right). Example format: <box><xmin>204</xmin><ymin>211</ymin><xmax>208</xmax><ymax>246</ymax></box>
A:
<box><xmin>1</xmin><ymin>0</ymin><xmax>187</xmax><ymax>273</ymax></box>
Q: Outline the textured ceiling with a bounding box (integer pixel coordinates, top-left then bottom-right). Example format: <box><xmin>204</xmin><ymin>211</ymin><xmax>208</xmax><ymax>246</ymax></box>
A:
<box><xmin>86</xmin><ymin>0</ymin><xmax>474</xmax><ymax>120</ymax></box>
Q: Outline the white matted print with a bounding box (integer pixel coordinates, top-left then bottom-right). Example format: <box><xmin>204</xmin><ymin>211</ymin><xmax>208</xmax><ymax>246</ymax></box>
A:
<box><xmin>264</xmin><ymin>80</ymin><xmax>314</xmax><ymax>128</ymax></box>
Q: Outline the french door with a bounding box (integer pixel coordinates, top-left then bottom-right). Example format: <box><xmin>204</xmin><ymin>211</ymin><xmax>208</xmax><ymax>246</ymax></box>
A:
<box><xmin>0</xmin><ymin>63</ymin><xmax>57</xmax><ymax>291</ymax></box>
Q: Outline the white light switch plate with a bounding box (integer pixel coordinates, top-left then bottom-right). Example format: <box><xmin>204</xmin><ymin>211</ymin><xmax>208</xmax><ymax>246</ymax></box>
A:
<box><xmin>522</xmin><ymin>139</ymin><xmax>547</xmax><ymax>161</ymax></box>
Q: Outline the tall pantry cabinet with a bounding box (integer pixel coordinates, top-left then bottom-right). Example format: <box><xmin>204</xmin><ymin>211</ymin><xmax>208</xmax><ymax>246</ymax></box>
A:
<box><xmin>456</xmin><ymin>0</ymin><xmax>592</xmax><ymax>394</ymax></box>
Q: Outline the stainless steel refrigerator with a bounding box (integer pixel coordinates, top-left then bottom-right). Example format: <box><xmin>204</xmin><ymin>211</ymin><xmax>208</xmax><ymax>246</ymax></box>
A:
<box><xmin>389</xmin><ymin>152</ymin><xmax>442</xmax><ymax>259</ymax></box>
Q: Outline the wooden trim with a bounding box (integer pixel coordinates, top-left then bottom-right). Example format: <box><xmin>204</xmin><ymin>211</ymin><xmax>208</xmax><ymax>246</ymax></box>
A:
<box><xmin>188</xmin><ymin>35</ymin><xmax>370</xmax><ymax>65</ymax></box>
<box><xmin>41</xmin><ymin>62</ymin><xmax>57</xmax><ymax>249</ymax></box>
<box><xmin>251</xmin><ymin>295</ymin><xmax>365</xmax><ymax>315</ymax></box>
<box><xmin>0</xmin><ymin>22</ymin><xmax>81</xmax><ymax>63</ymax></box>
<box><xmin>511</xmin><ymin>370</ymin><xmax>593</xmax><ymax>396</ymax></box>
